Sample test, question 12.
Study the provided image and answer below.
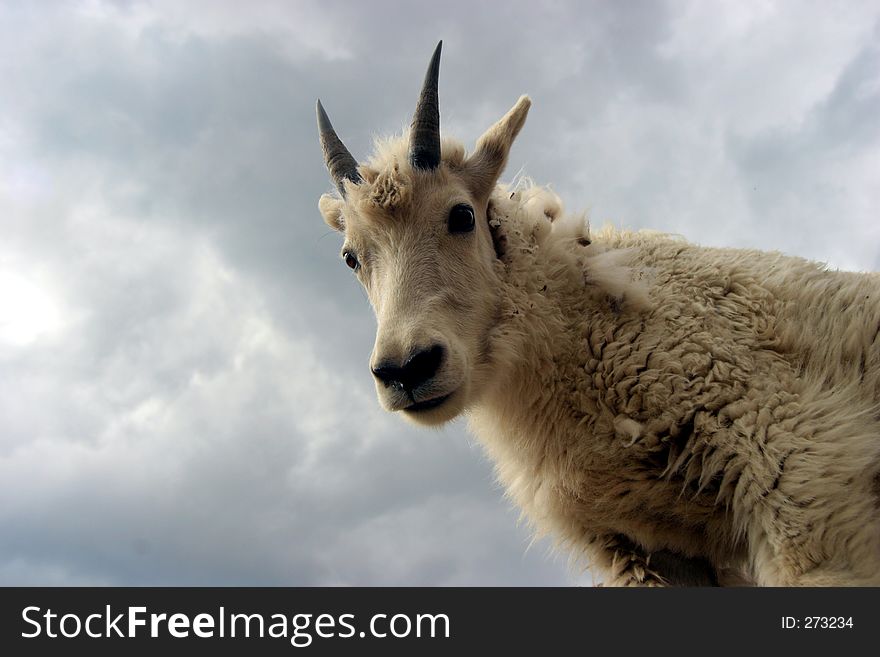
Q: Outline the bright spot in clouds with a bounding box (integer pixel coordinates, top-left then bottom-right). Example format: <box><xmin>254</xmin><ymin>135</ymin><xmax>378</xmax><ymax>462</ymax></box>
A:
<box><xmin>0</xmin><ymin>271</ymin><xmax>64</xmax><ymax>347</ymax></box>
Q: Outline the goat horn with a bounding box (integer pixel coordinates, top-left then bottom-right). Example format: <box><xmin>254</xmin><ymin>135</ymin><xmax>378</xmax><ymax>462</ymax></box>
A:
<box><xmin>317</xmin><ymin>99</ymin><xmax>362</xmax><ymax>196</ymax></box>
<box><xmin>409</xmin><ymin>41</ymin><xmax>442</xmax><ymax>171</ymax></box>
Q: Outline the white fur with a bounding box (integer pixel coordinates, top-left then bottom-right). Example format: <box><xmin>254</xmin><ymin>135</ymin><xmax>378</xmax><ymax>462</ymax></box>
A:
<box><xmin>318</xmin><ymin>89</ymin><xmax>880</xmax><ymax>587</ymax></box>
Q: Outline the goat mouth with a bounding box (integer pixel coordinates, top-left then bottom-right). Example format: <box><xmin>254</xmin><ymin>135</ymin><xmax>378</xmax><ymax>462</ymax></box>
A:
<box><xmin>404</xmin><ymin>392</ymin><xmax>452</xmax><ymax>413</ymax></box>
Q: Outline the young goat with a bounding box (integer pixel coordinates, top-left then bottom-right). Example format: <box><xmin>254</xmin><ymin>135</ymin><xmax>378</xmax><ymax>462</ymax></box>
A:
<box><xmin>316</xmin><ymin>42</ymin><xmax>880</xmax><ymax>586</ymax></box>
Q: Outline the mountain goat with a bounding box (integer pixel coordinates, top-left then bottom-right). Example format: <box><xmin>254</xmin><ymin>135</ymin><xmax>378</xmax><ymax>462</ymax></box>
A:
<box><xmin>315</xmin><ymin>42</ymin><xmax>880</xmax><ymax>586</ymax></box>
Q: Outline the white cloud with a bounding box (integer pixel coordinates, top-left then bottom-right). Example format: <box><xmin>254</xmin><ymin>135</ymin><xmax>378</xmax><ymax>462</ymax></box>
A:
<box><xmin>0</xmin><ymin>270</ymin><xmax>66</xmax><ymax>347</ymax></box>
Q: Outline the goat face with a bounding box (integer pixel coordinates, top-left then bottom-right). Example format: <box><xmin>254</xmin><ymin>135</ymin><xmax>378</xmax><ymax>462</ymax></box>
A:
<box><xmin>317</xmin><ymin>43</ymin><xmax>530</xmax><ymax>425</ymax></box>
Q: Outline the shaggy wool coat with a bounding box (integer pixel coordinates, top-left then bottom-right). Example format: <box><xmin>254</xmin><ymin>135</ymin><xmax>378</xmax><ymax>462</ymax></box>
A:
<box><xmin>471</xmin><ymin>185</ymin><xmax>880</xmax><ymax>586</ymax></box>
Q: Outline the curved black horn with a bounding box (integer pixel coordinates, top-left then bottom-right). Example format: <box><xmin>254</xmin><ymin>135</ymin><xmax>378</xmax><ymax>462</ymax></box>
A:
<box><xmin>317</xmin><ymin>99</ymin><xmax>362</xmax><ymax>196</ymax></box>
<box><xmin>409</xmin><ymin>41</ymin><xmax>442</xmax><ymax>171</ymax></box>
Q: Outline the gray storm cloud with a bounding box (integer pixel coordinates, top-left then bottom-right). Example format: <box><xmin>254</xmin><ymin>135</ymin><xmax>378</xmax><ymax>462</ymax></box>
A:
<box><xmin>0</xmin><ymin>0</ymin><xmax>878</xmax><ymax>585</ymax></box>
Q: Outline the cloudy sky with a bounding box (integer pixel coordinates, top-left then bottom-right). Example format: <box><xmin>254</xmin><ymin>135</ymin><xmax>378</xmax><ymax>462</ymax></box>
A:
<box><xmin>1</xmin><ymin>0</ymin><xmax>878</xmax><ymax>586</ymax></box>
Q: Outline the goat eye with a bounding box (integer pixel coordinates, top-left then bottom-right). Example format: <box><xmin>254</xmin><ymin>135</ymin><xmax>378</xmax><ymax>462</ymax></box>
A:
<box><xmin>448</xmin><ymin>203</ymin><xmax>475</xmax><ymax>233</ymax></box>
<box><xmin>342</xmin><ymin>251</ymin><xmax>359</xmax><ymax>270</ymax></box>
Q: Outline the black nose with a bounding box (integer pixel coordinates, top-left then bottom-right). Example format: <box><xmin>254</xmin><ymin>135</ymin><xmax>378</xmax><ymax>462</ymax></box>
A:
<box><xmin>372</xmin><ymin>345</ymin><xmax>445</xmax><ymax>391</ymax></box>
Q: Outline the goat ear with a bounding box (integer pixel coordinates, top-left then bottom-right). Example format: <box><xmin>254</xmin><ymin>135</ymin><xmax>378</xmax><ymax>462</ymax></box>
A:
<box><xmin>465</xmin><ymin>95</ymin><xmax>531</xmax><ymax>198</ymax></box>
<box><xmin>319</xmin><ymin>194</ymin><xmax>345</xmax><ymax>232</ymax></box>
